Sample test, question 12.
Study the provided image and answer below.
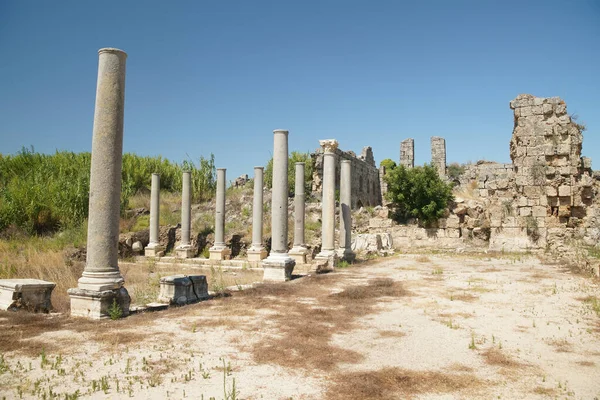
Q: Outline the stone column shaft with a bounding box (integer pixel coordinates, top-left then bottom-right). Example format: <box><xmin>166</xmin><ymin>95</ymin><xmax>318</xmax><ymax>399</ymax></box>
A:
<box><xmin>209</xmin><ymin>168</ymin><xmax>230</xmax><ymax>260</ymax></box>
<box><xmin>262</xmin><ymin>129</ymin><xmax>295</xmax><ymax>281</ymax></box>
<box><xmin>315</xmin><ymin>139</ymin><xmax>339</xmax><ymax>270</ymax></box>
<box><xmin>145</xmin><ymin>173</ymin><xmax>165</xmax><ymax>257</ymax></box>
<box><xmin>248</xmin><ymin>167</ymin><xmax>267</xmax><ymax>261</ymax></box>
<box><xmin>339</xmin><ymin>160</ymin><xmax>355</xmax><ymax>261</ymax></box>
<box><xmin>149</xmin><ymin>173</ymin><xmax>160</xmax><ymax>245</ymax></box>
<box><xmin>79</xmin><ymin>48</ymin><xmax>127</xmax><ymax>288</ymax></box>
<box><xmin>290</xmin><ymin>162</ymin><xmax>308</xmax><ymax>263</ymax></box>
<box><xmin>176</xmin><ymin>171</ymin><xmax>194</xmax><ymax>258</ymax></box>
<box><xmin>181</xmin><ymin>171</ymin><xmax>191</xmax><ymax>245</ymax></box>
<box><xmin>69</xmin><ymin>48</ymin><xmax>131</xmax><ymax>319</ymax></box>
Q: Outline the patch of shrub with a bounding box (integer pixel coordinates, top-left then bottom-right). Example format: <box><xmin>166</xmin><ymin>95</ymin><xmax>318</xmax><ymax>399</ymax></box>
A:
<box><xmin>264</xmin><ymin>151</ymin><xmax>314</xmax><ymax>196</ymax></box>
<box><xmin>384</xmin><ymin>164</ymin><xmax>454</xmax><ymax>225</ymax></box>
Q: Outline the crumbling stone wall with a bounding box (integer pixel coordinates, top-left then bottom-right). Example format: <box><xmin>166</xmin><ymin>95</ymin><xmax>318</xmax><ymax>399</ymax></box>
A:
<box><xmin>431</xmin><ymin>136</ymin><xmax>446</xmax><ymax>176</ymax></box>
<box><xmin>400</xmin><ymin>138</ymin><xmax>414</xmax><ymax>168</ymax></box>
<box><xmin>450</xmin><ymin>94</ymin><xmax>598</xmax><ymax>253</ymax></box>
<box><xmin>312</xmin><ymin>146</ymin><xmax>382</xmax><ymax>208</ymax></box>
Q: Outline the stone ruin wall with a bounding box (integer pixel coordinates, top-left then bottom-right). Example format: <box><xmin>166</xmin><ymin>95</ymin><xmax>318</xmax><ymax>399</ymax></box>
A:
<box><xmin>373</xmin><ymin>94</ymin><xmax>599</xmax><ymax>257</ymax></box>
<box><xmin>312</xmin><ymin>146</ymin><xmax>382</xmax><ymax>209</ymax></box>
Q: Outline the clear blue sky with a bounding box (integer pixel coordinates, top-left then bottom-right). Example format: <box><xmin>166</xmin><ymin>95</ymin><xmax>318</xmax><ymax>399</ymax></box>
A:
<box><xmin>1</xmin><ymin>1</ymin><xmax>598</xmax><ymax>181</ymax></box>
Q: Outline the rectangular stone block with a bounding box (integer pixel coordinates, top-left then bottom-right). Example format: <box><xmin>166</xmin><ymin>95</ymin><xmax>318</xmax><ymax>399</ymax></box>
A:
<box><xmin>0</xmin><ymin>279</ymin><xmax>56</xmax><ymax>312</ymax></box>
<box><xmin>158</xmin><ymin>275</ymin><xmax>208</xmax><ymax>305</ymax></box>
<box><xmin>558</xmin><ymin>185</ymin><xmax>572</xmax><ymax>197</ymax></box>
<box><xmin>532</xmin><ymin>206</ymin><xmax>547</xmax><ymax>218</ymax></box>
<box><xmin>519</xmin><ymin>207</ymin><xmax>532</xmax><ymax>217</ymax></box>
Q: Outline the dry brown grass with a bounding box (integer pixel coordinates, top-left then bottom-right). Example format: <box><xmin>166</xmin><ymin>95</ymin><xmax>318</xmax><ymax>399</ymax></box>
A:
<box><xmin>450</xmin><ymin>292</ymin><xmax>479</xmax><ymax>302</ymax></box>
<box><xmin>378</xmin><ymin>330</ymin><xmax>406</xmax><ymax>338</ymax></box>
<box><xmin>575</xmin><ymin>360</ymin><xmax>595</xmax><ymax>367</ymax></box>
<box><xmin>532</xmin><ymin>386</ymin><xmax>558</xmax><ymax>396</ymax></box>
<box><xmin>481</xmin><ymin>348</ymin><xmax>523</xmax><ymax>368</ymax></box>
<box><xmin>245</xmin><ymin>277</ymin><xmax>412</xmax><ymax>371</ymax></box>
<box><xmin>545</xmin><ymin>338</ymin><xmax>573</xmax><ymax>353</ymax></box>
<box><xmin>415</xmin><ymin>255</ymin><xmax>431</xmax><ymax>263</ymax></box>
<box><xmin>325</xmin><ymin>367</ymin><xmax>485</xmax><ymax>400</ymax></box>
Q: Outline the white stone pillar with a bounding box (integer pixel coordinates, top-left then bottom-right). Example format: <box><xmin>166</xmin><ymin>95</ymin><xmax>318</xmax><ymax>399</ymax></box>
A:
<box><xmin>176</xmin><ymin>171</ymin><xmax>194</xmax><ymax>258</ymax></box>
<box><xmin>145</xmin><ymin>173</ymin><xmax>165</xmax><ymax>257</ymax></box>
<box><xmin>338</xmin><ymin>160</ymin><xmax>355</xmax><ymax>261</ymax></box>
<box><xmin>315</xmin><ymin>139</ymin><xmax>338</xmax><ymax>271</ymax></box>
<box><xmin>68</xmin><ymin>48</ymin><xmax>130</xmax><ymax>319</ymax></box>
<box><xmin>262</xmin><ymin>129</ymin><xmax>295</xmax><ymax>281</ymax></box>
<box><xmin>247</xmin><ymin>166</ymin><xmax>267</xmax><ymax>262</ymax></box>
<box><xmin>289</xmin><ymin>162</ymin><xmax>308</xmax><ymax>263</ymax></box>
<box><xmin>209</xmin><ymin>168</ymin><xmax>231</xmax><ymax>260</ymax></box>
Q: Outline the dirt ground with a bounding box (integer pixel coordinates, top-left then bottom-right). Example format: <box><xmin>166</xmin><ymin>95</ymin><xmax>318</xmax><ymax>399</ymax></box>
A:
<box><xmin>1</xmin><ymin>253</ymin><xmax>599</xmax><ymax>399</ymax></box>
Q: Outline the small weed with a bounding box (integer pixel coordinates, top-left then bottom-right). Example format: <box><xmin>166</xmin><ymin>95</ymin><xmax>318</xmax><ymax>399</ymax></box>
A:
<box><xmin>336</xmin><ymin>260</ymin><xmax>351</xmax><ymax>269</ymax></box>
<box><xmin>469</xmin><ymin>333</ymin><xmax>477</xmax><ymax>350</ymax></box>
<box><xmin>108</xmin><ymin>298</ymin><xmax>123</xmax><ymax>320</ymax></box>
<box><xmin>432</xmin><ymin>267</ymin><xmax>444</xmax><ymax>275</ymax></box>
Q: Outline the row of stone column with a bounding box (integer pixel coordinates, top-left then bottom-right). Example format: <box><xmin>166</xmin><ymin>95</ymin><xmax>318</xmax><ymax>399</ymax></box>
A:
<box><xmin>67</xmin><ymin>48</ymin><xmax>354</xmax><ymax>318</ymax></box>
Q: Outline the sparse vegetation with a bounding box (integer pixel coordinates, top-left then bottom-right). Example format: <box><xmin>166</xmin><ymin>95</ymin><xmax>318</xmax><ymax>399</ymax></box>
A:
<box><xmin>264</xmin><ymin>151</ymin><xmax>314</xmax><ymax>195</ymax></box>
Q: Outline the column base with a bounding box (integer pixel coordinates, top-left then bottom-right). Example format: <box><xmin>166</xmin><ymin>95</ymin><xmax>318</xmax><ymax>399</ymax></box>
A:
<box><xmin>67</xmin><ymin>287</ymin><xmax>130</xmax><ymax>319</ymax></box>
<box><xmin>262</xmin><ymin>253</ymin><xmax>296</xmax><ymax>282</ymax></box>
<box><xmin>175</xmin><ymin>245</ymin><xmax>195</xmax><ymax>259</ymax></box>
<box><xmin>145</xmin><ymin>243</ymin><xmax>165</xmax><ymax>257</ymax></box>
<box><xmin>314</xmin><ymin>249</ymin><xmax>338</xmax><ymax>273</ymax></box>
<box><xmin>209</xmin><ymin>246</ymin><xmax>231</xmax><ymax>261</ymax></box>
<box><xmin>289</xmin><ymin>246</ymin><xmax>309</xmax><ymax>264</ymax></box>
<box><xmin>337</xmin><ymin>248</ymin><xmax>356</xmax><ymax>263</ymax></box>
<box><xmin>247</xmin><ymin>247</ymin><xmax>268</xmax><ymax>262</ymax></box>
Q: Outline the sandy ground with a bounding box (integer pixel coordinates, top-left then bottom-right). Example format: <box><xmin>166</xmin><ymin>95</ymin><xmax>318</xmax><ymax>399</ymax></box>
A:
<box><xmin>1</xmin><ymin>253</ymin><xmax>599</xmax><ymax>399</ymax></box>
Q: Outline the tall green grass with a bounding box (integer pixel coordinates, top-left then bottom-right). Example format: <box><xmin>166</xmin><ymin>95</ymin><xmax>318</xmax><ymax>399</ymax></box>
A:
<box><xmin>0</xmin><ymin>147</ymin><xmax>216</xmax><ymax>235</ymax></box>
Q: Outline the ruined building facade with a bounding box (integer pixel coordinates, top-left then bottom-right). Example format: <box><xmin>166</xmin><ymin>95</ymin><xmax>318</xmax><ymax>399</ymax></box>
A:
<box><xmin>311</xmin><ymin>146</ymin><xmax>382</xmax><ymax>208</ymax></box>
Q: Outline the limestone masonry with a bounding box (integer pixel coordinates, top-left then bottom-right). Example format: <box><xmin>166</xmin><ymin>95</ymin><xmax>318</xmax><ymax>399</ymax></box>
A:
<box><xmin>312</xmin><ymin>145</ymin><xmax>381</xmax><ymax>208</ymax></box>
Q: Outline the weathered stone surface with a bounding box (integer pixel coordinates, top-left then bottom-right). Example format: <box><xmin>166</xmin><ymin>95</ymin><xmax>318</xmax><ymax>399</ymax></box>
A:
<box><xmin>158</xmin><ymin>275</ymin><xmax>208</xmax><ymax>305</ymax></box>
<box><xmin>431</xmin><ymin>136</ymin><xmax>446</xmax><ymax>176</ymax></box>
<box><xmin>400</xmin><ymin>138</ymin><xmax>414</xmax><ymax>168</ymax></box>
<box><xmin>0</xmin><ymin>279</ymin><xmax>55</xmax><ymax>312</ymax></box>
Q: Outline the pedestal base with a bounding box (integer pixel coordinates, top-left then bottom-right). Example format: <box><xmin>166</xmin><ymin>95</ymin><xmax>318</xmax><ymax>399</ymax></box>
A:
<box><xmin>262</xmin><ymin>253</ymin><xmax>296</xmax><ymax>282</ymax></box>
<box><xmin>67</xmin><ymin>287</ymin><xmax>130</xmax><ymax>319</ymax></box>
<box><xmin>209</xmin><ymin>247</ymin><xmax>231</xmax><ymax>261</ymax></box>
<box><xmin>175</xmin><ymin>246</ymin><xmax>195</xmax><ymax>259</ymax></box>
<box><xmin>247</xmin><ymin>247</ymin><xmax>268</xmax><ymax>262</ymax></box>
<box><xmin>145</xmin><ymin>244</ymin><xmax>165</xmax><ymax>257</ymax></box>
<box><xmin>0</xmin><ymin>279</ymin><xmax>56</xmax><ymax>312</ymax></box>
<box><xmin>314</xmin><ymin>249</ymin><xmax>338</xmax><ymax>273</ymax></box>
<box><xmin>158</xmin><ymin>275</ymin><xmax>208</xmax><ymax>305</ymax></box>
<box><xmin>289</xmin><ymin>246</ymin><xmax>308</xmax><ymax>264</ymax></box>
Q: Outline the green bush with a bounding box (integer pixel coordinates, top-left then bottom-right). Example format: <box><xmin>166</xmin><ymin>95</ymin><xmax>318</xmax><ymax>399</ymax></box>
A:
<box><xmin>264</xmin><ymin>151</ymin><xmax>313</xmax><ymax>195</ymax></box>
<box><xmin>384</xmin><ymin>164</ymin><xmax>454</xmax><ymax>225</ymax></box>
<box><xmin>379</xmin><ymin>158</ymin><xmax>397</xmax><ymax>172</ymax></box>
<box><xmin>447</xmin><ymin>162</ymin><xmax>466</xmax><ymax>180</ymax></box>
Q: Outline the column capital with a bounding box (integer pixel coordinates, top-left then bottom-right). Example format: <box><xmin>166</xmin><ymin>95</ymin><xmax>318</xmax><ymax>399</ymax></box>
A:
<box><xmin>319</xmin><ymin>139</ymin><xmax>339</xmax><ymax>153</ymax></box>
<box><xmin>98</xmin><ymin>48</ymin><xmax>128</xmax><ymax>57</ymax></box>
<box><xmin>273</xmin><ymin>129</ymin><xmax>289</xmax><ymax>135</ymax></box>
<box><xmin>254</xmin><ymin>166</ymin><xmax>264</xmax><ymax>170</ymax></box>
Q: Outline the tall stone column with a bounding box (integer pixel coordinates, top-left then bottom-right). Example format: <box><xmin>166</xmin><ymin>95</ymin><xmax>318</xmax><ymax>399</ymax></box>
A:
<box><xmin>315</xmin><ymin>139</ymin><xmax>338</xmax><ymax>271</ymax></box>
<box><xmin>262</xmin><ymin>129</ymin><xmax>295</xmax><ymax>281</ymax></box>
<box><xmin>145</xmin><ymin>173</ymin><xmax>165</xmax><ymax>257</ymax></box>
<box><xmin>68</xmin><ymin>48</ymin><xmax>130</xmax><ymax>319</ymax></box>
<box><xmin>289</xmin><ymin>162</ymin><xmax>308</xmax><ymax>264</ymax></box>
<box><xmin>338</xmin><ymin>160</ymin><xmax>355</xmax><ymax>261</ymax></box>
<box><xmin>400</xmin><ymin>138</ymin><xmax>415</xmax><ymax>168</ymax></box>
<box><xmin>431</xmin><ymin>136</ymin><xmax>446</xmax><ymax>177</ymax></box>
<box><xmin>247</xmin><ymin>166</ymin><xmax>267</xmax><ymax>262</ymax></box>
<box><xmin>176</xmin><ymin>171</ymin><xmax>194</xmax><ymax>258</ymax></box>
<box><xmin>209</xmin><ymin>168</ymin><xmax>231</xmax><ymax>260</ymax></box>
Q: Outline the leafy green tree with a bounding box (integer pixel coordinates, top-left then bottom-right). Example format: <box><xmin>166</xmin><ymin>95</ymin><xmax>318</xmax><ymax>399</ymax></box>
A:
<box><xmin>384</xmin><ymin>164</ymin><xmax>453</xmax><ymax>225</ymax></box>
<box><xmin>264</xmin><ymin>151</ymin><xmax>314</xmax><ymax>195</ymax></box>
<box><xmin>379</xmin><ymin>158</ymin><xmax>397</xmax><ymax>172</ymax></box>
